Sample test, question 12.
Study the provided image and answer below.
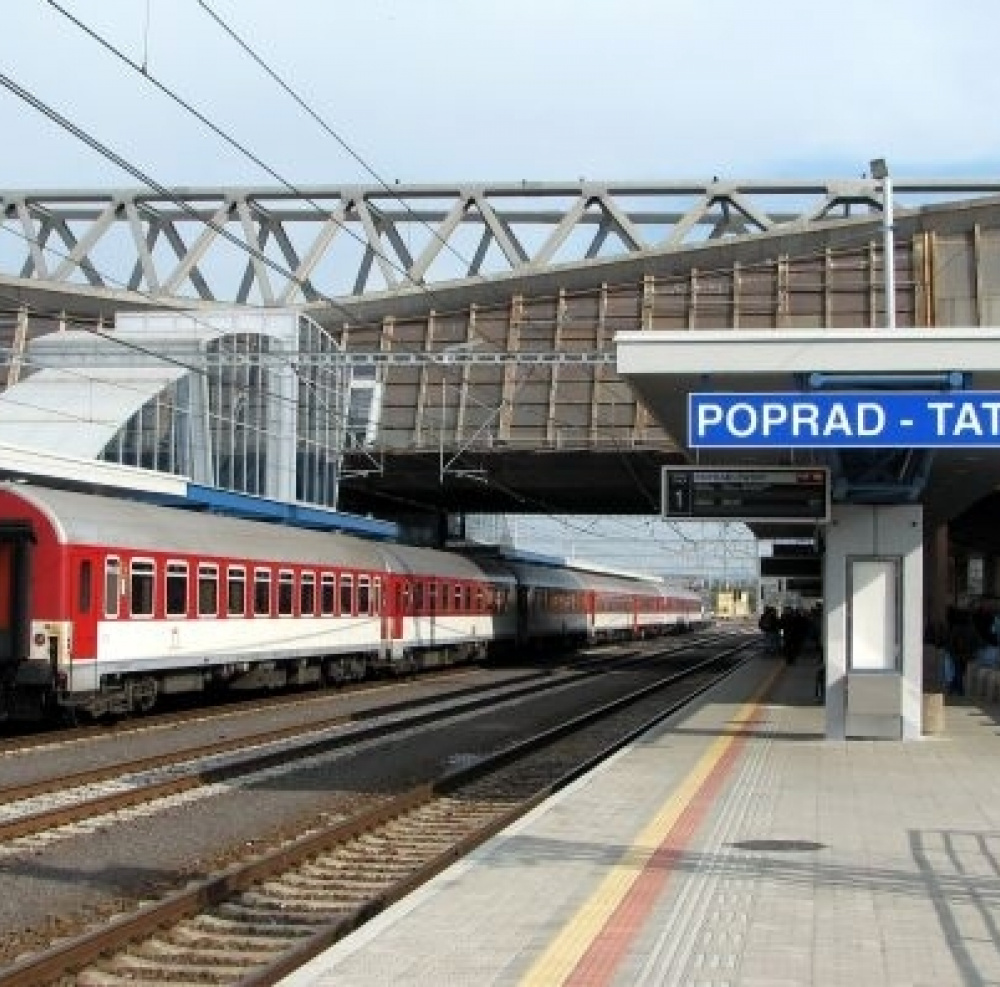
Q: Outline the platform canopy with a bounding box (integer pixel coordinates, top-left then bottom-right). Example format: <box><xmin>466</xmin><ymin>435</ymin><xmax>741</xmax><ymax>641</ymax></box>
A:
<box><xmin>615</xmin><ymin>328</ymin><xmax>1000</xmax><ymax>538</ymax></box>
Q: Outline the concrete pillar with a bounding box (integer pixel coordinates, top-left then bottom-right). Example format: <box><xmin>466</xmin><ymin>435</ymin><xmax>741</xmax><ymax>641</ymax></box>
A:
<box><xmin>823</xmin><ymin>503</ymin><xmax>923</xmax><ymax>740</ymax></box>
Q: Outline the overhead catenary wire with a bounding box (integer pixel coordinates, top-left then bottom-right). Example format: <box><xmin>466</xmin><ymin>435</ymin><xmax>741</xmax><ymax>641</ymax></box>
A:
<box><xmin>42</xmin><ymin>0</ymin><xmax>491</xmax><ymax>344</ymax></box>
<box><xmin>195</xmin><ymin>0</ymin><xmax>481</xmax><ymax>279</ymax></box>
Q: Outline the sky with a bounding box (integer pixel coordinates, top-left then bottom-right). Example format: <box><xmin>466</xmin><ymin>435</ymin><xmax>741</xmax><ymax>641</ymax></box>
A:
<box><xmin>1</xmin><ymin>0</ymin><xmax>995</xmax><ymax>584</ymax></box>
<box><xmin>1</xmin><ymin>0</ymin><xmax>998</xmax><ymax>188</ymax></box>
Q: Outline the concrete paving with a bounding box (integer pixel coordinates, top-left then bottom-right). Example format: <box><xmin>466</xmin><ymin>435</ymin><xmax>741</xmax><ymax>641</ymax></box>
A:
<box><xmin>279</xmin><ymin>653</ymin><xmax>1000</xmax><ymax>987</ymax></box>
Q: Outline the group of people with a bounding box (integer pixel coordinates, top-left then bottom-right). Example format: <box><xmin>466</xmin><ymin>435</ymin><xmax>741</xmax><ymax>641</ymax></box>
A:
<box><xmin>927</xmin><ymin>607</ymin><xmax>1000</xmax><ymax>696</ymax></box>
<box><xmin>758</xmin><ymin>604</ymin><xmax>821</xmax><ymax>664</ymax></box>
<box><xmin>759</xmin><ymin>603</ymin><xmax>825</xmax><ymax>699</ymax></box>
<box><xmin>759</xmin><ymin>602</ymin><xmax>1000</xmax><ymax>703</ymax></box>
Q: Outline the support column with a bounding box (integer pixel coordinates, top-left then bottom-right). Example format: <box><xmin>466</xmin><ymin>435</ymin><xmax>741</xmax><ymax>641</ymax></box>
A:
<box><xmin>187</xmin><ymin>363</ymin><xmax>214</xmax><ymax>485</ymax></box>
<box><xmin>266</xmin><ymin>356</ymin><xmax>297</xmax><ymax>502</ymax></box>
<box><xmin>823</xmin><ymin>503</ymin><xmax>923</xmax><ymax>740</ymax></box>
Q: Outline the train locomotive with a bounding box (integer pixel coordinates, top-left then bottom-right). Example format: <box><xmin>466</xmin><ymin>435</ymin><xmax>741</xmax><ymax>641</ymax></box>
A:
<box><xmin>0</xmin><ymin>483</ymin><xmax>705</xmax><ymax>721</ymax></box>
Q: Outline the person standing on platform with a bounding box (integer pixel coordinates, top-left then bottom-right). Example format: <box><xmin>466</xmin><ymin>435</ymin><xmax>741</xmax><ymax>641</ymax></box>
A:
<box><xmin>780</xmin><ymin>607</ymin><xmax>806</xmax><ymax>664</ymax></box>
<box><xmin>809</xmin><ymin>604</ymin><xmax>825</xmax><ymax>701</ymax></box>
<box><xmin>946</xmin><ymin>613</ymin><xmax>980</xmax><ymax>697</ymax></box>
<box><xmin>758</xmin><ymin>605</ymin><xmax>779</xmax><ymax>654</ymax></box>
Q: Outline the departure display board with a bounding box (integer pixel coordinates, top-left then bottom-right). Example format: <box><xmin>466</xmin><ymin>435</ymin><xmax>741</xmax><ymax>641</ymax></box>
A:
<box><xmin>661</xmin><ymin>466</ymin><xmax>830</xmax><ymax>523</ymax></box>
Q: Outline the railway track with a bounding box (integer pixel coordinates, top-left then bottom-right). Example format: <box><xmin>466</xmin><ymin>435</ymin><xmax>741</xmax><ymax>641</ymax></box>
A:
<box><xmin>0</xmin><ymin>638</ymin><xmax>756</xmax><ymax>987</ymax></box>
<box><xmin>0</xmin><ymin>633</ymin><xmax>737</xmax><ymax>848</ymax></box>
<box><xmin>0</xmin><ymin>629</ymin><xmax>732</xmax><ymax>757</ymax></box>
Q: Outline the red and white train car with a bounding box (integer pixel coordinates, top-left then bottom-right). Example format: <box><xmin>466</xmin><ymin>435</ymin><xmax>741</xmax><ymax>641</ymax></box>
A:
<box><xmin>503</xmin><ymin>558</ymin><xmax>703</xmax><ymax>645</ymax></box>
<box><xmin>0</xmin><ymin>483</ymin><xmax>704</xmax><ymax>721</ymax></box>
<box><xmin>0</xmin><ymin>484</ymin><xmax>515</xmax><ymax>718</ymax></box>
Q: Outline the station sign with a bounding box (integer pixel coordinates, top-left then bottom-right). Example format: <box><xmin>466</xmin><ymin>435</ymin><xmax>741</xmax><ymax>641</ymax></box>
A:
<box><xmin>689</xmin><ymin>391</ymin><xmax>1000</xmax><ymax>448</ymax></box>
<box><xmin>662</xmin><ymin>466</ymin><xmax>829</xmax><ymax>523</ymax></box>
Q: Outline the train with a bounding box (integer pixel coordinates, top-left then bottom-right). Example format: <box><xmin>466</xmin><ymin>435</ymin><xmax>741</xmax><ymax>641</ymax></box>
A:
<box><xmin>0</xmin><ymin>483</ymin><xmax>706</xmax><ymax>720</ymax></box>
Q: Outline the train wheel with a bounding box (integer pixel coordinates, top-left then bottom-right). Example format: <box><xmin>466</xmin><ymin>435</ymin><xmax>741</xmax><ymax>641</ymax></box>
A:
<box><xmin>130</xmin><ymin>676</ymin><xmax>158</xmax><ymax>714</ymax></box>
<box><xmin>323</xmin><ymin>659</ymin><xmax>346</xmax><ymax>687</ymax></box>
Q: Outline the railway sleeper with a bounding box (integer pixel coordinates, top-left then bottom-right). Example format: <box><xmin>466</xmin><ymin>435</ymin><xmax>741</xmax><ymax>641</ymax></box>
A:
<box><xmin>141</xmin><ymin>937</ymin><xmax>282</xmax><ymax>964</ymax></box>
<box><xmin>76</xmin><ymin>974</ymin><xmax>194</xmax><ymax>987</ymax></box>
<box><xmin>331</xmin><ymin>851</ymin><xmax>427</xmax><ymax>873</ymax></box>
<box><xmin>189</xmin><ymin>913</ymin><xmax>317</xmax><ymax>939</ymax></box>
<box><xmin>215</xmin><ymin>900</ymin><xmax>341</xmax><ymax>926</ymax></box>
<box><xmin>295</xmin><ymin>864</ymin><xmax>405</xmax><ymax>888</ymax></box>
<box><xmin>292</xmin><ymin>874</ymin><xmax>397</xmax><ymax>894</ymax></box>
<box><xmin>95</xmin><ymin>950</ymin><xmax>259</xmax><ymax>979</ymax></box>
<box><xmin>295</xmin><ymin>855</ymin><xmax>414</xmax><ymax>879</ymax></box>
<box><xmin>239</xmin><ymin>887</ymin><xmax>362</xmax><ymax>912</ymax></box>
<box><xmin>168</xmin><ymin>925</ymin><xmax>305</xmax><ymax>951</ymax></box>
<box><xmin>268</xmin><ymin>871</ymin><xmax>390</xmax><ymax>891</ymax></box>
<box><xmin>251</xmin><ymin>881</ymin><xmax>368</xmax><ymax>902</ymax></box>
<box><xmin>373</xmin><ymin>829</ymin><xmax>464</xmax><ymax>852</ymax></box>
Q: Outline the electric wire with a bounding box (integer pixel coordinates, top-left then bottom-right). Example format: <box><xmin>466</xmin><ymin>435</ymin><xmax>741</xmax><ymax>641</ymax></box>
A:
<box><xmin>195</xmin><ymin>0</ymin><xmax>481</xmax><ymax>278</ymax></box>
<box><xmin>43</xmin><ymin>0</ymin><xmax>490</xmax><ymax>340</ymax></box>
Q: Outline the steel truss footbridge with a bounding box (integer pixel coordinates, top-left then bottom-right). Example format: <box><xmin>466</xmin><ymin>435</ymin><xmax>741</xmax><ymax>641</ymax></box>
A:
<box><xmin>3</xmin><ymin>178</ymin><xmax>998</xmax><ymax>306</ymax></box>
<box><xmin>3</xmin><ymin>177</ymin><xmax>1000</xmax><ymax>572</ymax></box>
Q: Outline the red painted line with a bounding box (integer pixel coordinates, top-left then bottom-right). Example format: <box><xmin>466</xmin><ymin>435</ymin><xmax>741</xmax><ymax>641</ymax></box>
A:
<box><xmin>563</xmin><ymin>702</ymin><xmax>768</xmax><ymax>987</ymax></box>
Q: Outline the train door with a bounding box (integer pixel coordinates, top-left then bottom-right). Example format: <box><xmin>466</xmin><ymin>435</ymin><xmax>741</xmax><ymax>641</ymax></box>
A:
<box><xmin>380</xmin><ymin>576</ymin><xmax>405</xmax><ymax>659</ymax></box>
<box><xmin>516</xmin><ymin>584</ymin><xmax>530</xmax><ymax>647</ymax></box>
<box><xmin>0</xmin><ymin>523</ymin><xmax>33</xmax><ymax>675</ymax></box>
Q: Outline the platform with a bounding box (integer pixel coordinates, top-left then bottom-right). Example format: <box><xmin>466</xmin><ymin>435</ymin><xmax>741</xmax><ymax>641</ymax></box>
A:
<box><xmin>279</xmin><ymin>654</ymin><xmax>1000</xmax><ymax>987</ymax></box>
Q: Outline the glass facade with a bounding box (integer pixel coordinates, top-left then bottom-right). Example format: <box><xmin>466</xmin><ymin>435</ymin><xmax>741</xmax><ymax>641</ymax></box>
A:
<box><xmin>98</xmin><ymin>314</ymin><xmax>354</xmax><ymax>508</ymax></box>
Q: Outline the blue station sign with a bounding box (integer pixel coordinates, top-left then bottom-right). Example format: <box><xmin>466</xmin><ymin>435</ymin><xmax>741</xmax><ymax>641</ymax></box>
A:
<box><xmin>689</xmin><ymin>391</ymin><xmax>1000</xmax><ymax>449</ymax></box>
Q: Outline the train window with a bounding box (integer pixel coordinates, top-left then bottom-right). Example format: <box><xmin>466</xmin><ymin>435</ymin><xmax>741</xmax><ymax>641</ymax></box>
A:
<box><xmin>357</xmin><ymin>576</ymin><xmax>371</xmax><ymax>615</ymax></box>
<box><xmin>320</xmin><ymin>573</ymin><xmax>335</xmax><ymax>616</ymax></box>
<box><xmin>78</xmin><ymin>558</ymin><xmax>92</xmax><ymax>614</ymax></box>
<box><xmin>428</xmin><ymin>582</ymin><xmax>438</xmax><ymax>612</ymax></box>
<box><xmin>373</xmin><ymin>577</ymin><xmax>382</xmax><ymax>615</ymax></box>
<box><xmin>130</xmin><ymin>559</ymin><xmax>155</xmax><ymax>618</ymax></box>
<box><xmin>104</xmin><ymin>557</ymin><xmax>121</xmax><ymax>618</ymax></box>
<box><xmin>300</xmin><ymin>572</ymin><xmax>316</xmax><ymax>616</ymax></box>
<box><xmin>166</xmin><ymin>561</ymin><xmax>188</xmax><ymax>617</ymax></box>
<box><xmin>463</xmin><ymin>586</ymin><xmax>471</xmax><ymax>612</ymax></box>
<box><xmin>441</xmin><ymin>582</ymin><xmax>450</xmax><ymax>612</ymax></box>
<box><xmin>340</xmin><ymin>574</ymin><xmax>354</xmax><ymax>616</ymax></box>
<box><xmin>413</xmin><ymin>581</ymin><xmax>424</xmax><ymax>612</ymax></box>
<box><xmin>278</xmin><ymin>570</ymin><xmax>294</xmax><ymax>616</ymax></box>
<box><xmin>198</xmin><ymin>564</ymin><xmax>218</xmax><ymax>617</ymax></box>
<box><xmin>227</xmin><ymin>566</ymin><xmax>246</xmax><ymax>616</ymax></box>
<box><xmin>254</xmin><ymin>568</ymin><xmax>271</xmax><ymax>616</ymax></box>
<box><xmin>475</xmin><ymin>587</ymin><xmax>484</xmax><ymax>612</ymax></box>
